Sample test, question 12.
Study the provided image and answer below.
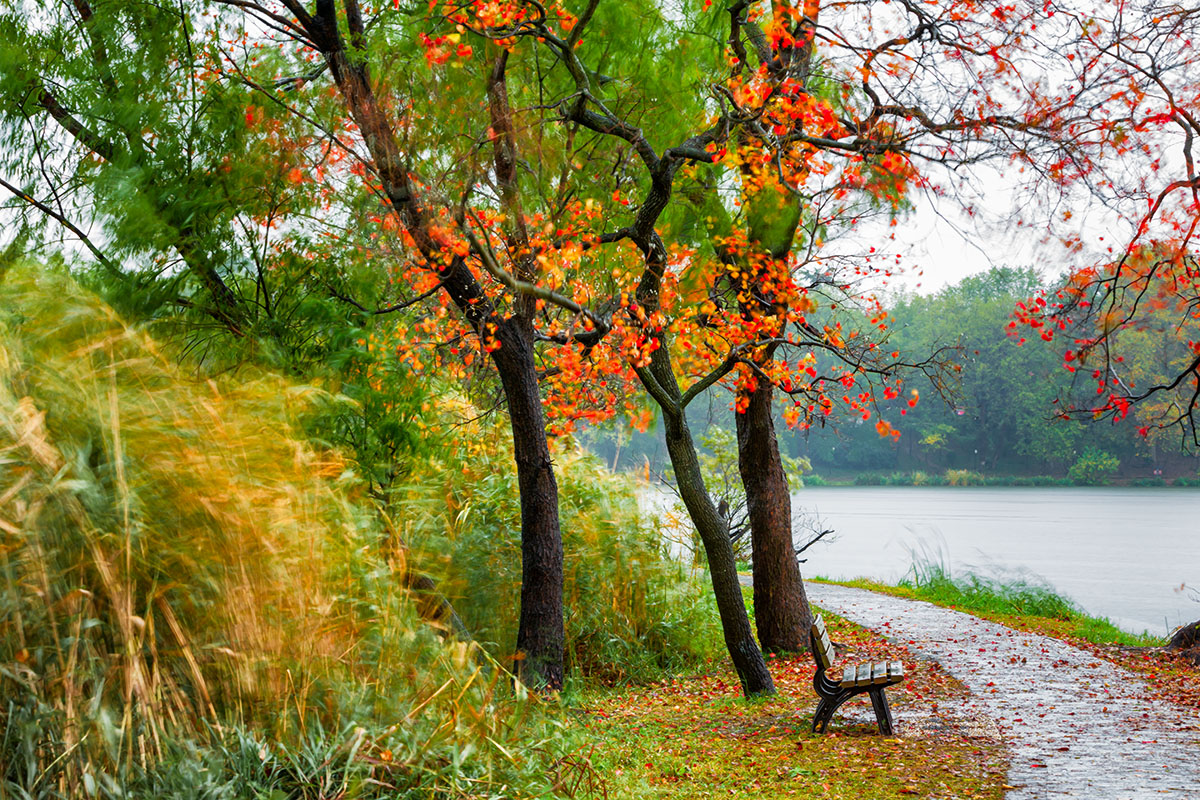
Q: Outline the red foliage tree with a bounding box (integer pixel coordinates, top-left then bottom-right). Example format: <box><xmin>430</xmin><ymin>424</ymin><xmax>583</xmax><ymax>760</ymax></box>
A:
<box><xmin>1010</xmin><ymin>3</ymin><xmax>1200</xmax><ymax>445</ymax></box>
<box><xmin>196</xmin><ymin>0</ymin><xmax>1183</xmax><ymax>694</ymax></box>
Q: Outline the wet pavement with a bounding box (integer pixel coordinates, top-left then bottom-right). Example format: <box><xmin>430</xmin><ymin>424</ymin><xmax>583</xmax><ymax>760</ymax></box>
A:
<box><xmin>806</xmin><ymin>583</ymin><xmax>1200</xmax><ymax>799</ymax></box>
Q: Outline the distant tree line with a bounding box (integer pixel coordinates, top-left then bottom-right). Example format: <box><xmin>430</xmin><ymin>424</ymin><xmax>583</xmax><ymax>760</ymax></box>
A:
<box><xmin>586</xmin><ymin>267</ymin><xmax>1200</xmax><ymax>482</ymax></box>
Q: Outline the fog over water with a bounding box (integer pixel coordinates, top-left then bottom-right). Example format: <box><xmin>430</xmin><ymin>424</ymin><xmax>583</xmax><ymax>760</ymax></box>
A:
<box><xmin>793</xmin><ymin>487</ymin><xmax>1200</xmax><ymax>635</ymax></box>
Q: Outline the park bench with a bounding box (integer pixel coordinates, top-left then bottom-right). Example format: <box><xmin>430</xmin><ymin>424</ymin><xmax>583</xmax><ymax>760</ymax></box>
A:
<box><xmin>809</xmin><ymin>614</ymin><xmax>905</xmax><ymax>735</ymax></box>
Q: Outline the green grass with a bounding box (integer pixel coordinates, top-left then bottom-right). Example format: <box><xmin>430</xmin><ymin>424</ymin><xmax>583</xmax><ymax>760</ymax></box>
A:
<box><xmin>901</xmin><ymin>559</ymin><xmax>1077</xmax><ymax>619</ymax></box>
<box><xmin>819</xmin><ymin>559</ymin><xmax>1160</xmax><ymax>648</ymax></box>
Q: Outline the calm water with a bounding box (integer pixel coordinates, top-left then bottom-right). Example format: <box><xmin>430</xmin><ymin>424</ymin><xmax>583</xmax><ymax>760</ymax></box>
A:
<box><xmin>793</xmin><ymin>487</ymin><xmax>1200</xmax><ymax>635</ymax></box>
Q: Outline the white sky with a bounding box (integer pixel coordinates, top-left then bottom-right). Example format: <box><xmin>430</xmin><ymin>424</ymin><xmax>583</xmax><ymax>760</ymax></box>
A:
<box><xmin>848</xmin><ymin>161</ymin><xmax>1142</xmax><ymax>298</ymax></box>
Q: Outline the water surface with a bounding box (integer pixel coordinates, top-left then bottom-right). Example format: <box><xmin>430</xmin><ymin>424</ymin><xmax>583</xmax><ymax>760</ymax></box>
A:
<box><xmin>793</xmin><ymin>487</ymin><xmax>1200</xmax><ymax>635</ymax></box>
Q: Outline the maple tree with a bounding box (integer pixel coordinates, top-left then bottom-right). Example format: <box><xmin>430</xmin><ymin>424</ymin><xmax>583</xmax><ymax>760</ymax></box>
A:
<box><xmin>606</xmin><ymin>0</ymin><xmax>1101</xmax><ymax>655</ymax></box>
<box><xmin>0</xmin><ymin>0</ymin><xmax>574</xmax><ymax>687</ymax></box>
<box><xmin>188</xmin><ymin>0</ymin><xmax>797</xmax><ymax>693</ymax></box>
<box><xmin>1008</xmin><ymin>3</ymin><xmax>1200</xmax><ymax>448</ymax></box>
<box><xmin>207</xmin><ymin>0</ymin><xmax>599</xmax><ymax>690</ymax></box>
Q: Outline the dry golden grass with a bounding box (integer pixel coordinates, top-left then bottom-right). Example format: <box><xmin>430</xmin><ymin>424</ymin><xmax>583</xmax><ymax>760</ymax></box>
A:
<box><xmin>0</xmin><ymin>267</ymin><xmax>559</xmax><ymax>797</ymax></box>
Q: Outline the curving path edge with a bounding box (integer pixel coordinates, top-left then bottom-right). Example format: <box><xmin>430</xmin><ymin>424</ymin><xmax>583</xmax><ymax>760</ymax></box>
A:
<box><xmin>806</xmin><ymin>583</ymin><xmax>1200</xmax><ymax>799</ymax></box>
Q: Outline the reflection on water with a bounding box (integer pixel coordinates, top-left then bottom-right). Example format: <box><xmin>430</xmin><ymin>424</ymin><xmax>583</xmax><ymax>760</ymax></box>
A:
<box><xmin>793</xmin><ymin>487</ymin><xmax>1200</xmax><ymax>635</ymax></box>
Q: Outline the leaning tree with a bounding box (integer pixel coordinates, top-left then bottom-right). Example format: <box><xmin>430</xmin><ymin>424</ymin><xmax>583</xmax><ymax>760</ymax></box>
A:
<box><xmin>563</xmin><ymin>0</ymin><xmax>1093</xmax><ymax>654</ymax></box>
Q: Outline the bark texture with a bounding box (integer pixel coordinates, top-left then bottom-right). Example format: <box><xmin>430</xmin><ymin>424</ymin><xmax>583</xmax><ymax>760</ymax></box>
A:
<box><xmin>610</xmin><ymin>99</ymin><xmax>773</xmax><ymax>694</ymax></box>
<box><xmin>662</xmin><ymin>403</ymin><xmax>775</xmax><ymax>695</ymax></box>
<box><xmin>307</xmin><ymin>7</ymin><xmax>565</xmax><ymax>688</ymax></box>
<box><xmin>493</xmin><ymin>318</ymin><xmax>565</xmax><ymax>689</ymax></box>
<box><xmin>640</xmin><ymin>344</ymin><xmax>775</xmax><ymax>696</ymax></box>
<box><xmin>736</xmin><ymin>379</ymin><xmax>812</xmax><ymax>652</ymax></box>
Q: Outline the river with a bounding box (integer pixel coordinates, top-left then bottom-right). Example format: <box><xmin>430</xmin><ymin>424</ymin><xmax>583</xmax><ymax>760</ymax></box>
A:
<box><xmin>791</xmin><ymin>487</ymin><xmax>1200</xmax><ymax>636</ymax></box>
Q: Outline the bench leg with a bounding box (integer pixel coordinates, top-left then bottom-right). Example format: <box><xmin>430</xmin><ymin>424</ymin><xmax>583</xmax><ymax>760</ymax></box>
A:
<box><xmin>812</xmin><ymin>697</ymin><xmax>830</xmax><ymax>733</ymax></box>
<box><xmin>869</xmin><ymin>688</ymin><xmax>895</xmax><ymax>736</ymax></box>
<box><xmin>812</xmin><ymin>690</ymin><xmax>854</xmax><ymax>733</ymax></box>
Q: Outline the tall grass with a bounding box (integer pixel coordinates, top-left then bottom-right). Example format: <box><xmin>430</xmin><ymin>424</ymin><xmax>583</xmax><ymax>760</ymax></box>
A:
<box><xmin>397</xmin><ymin>422</ymin><xmax>722</xmax><ymax>687</ymax></box>
<box><xmin>897</xmin><ymin>555</ymin><xmax>1157</xmax><ymax>646</ymax></box>
<box><xmin>0</xmin><ymin>267</ymin><xmax>574</xmax><ymax>798</ymax></box>
<box><xmin>900</xmin><ymin>559</ymin><xmax>1078</xmax><ymax>619</ymax></box>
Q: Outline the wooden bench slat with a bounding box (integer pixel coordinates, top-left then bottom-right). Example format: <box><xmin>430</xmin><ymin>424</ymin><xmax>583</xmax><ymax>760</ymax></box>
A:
<box><xmin>815</xmin><ymin>635</ymin><xmax>834</xmax><ymax>669</ymax></box>
<box><xmin>815</xmin><ymin>648</ymin><xmax>832</xmax><ymax>670</ymax></box>
<box><xmin>812</xmin><ymin>616</ymin><xmax>835</xmax><ymax>669</ymax></box>
<box><xmin>855</xmin><ymin>664</ymin><xmax>871</xmax><ymax>686</ymax></box>
<box><xmin>871</xmin><ymin>663</ymin><xmax>889</xmax><ymax>684</ymax></box>
<box><xmin>888</xmin><ymin>661</ymin><xmax>904</xmax><ymax>679</ymax></box>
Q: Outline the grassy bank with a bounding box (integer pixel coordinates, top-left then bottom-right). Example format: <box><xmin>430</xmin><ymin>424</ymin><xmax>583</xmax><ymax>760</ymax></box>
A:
<box><xmin>827</xmin><ymin>561</ymin><xmax>1159</xmax><ymax>647</ymax></box>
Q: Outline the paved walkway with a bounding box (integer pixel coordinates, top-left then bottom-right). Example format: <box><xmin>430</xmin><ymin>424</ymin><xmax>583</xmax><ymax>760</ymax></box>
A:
<box><xmin>806</xmin><ymin>583</ymin><xmax>1200</xmax><ymax>799</ymax></box>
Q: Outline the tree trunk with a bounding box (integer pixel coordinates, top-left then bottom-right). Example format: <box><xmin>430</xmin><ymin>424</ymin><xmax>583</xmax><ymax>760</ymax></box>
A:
<box><xmin>492</xmin><ymin>317</ymin><xmax>565</xmax><ymax>690</ymax></box>
<box><xmin>661</xmin><ymin>405</ymin><xmax>775</xmax><ymax>695</ymax></box>
<box><xmin>314</xmin><ymin>31</ymin><xmax>567</xmax><ymax>689</ymax></box>
<box><xmin>736</xmin><ymin>379</ymin><xmax>812</xmax><ymax>653</ymax></box>
<box><xmin>644</xmin><ymin>343</ymin><xmax>774</xmax><ymax>695</ymax></box>
<box><xmin>1166</xmin><ymin>620</ymin><xmax>1200</xmax><ymax>665</ymax></box>
<box><xmin>626</xmin><ymin>183</ymin><xmax>774</xmax><ymax>695</ymax></box>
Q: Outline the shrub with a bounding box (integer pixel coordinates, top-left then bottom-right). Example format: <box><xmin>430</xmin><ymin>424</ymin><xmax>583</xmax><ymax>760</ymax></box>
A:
<box><xmin>404</xmin><ymin>422</ymin><xmax>721</xmax><ymax>687</ymax></box>
<box><xmin>944</xmin><ymin>469</ymin><xmax>985</xmax><ymax>486</ymax></box>
<box><xmin>0</xmin><ymin>268</ymin><xmax>570</xmax><ymax>798</ymax></box>
<box><xmin>1068</xmin><ymin>448</ymin><xmax>1120</xmax><ymax>485</ymax></box>
<box><xmin>656</xmin><ymin>427</ymin><xmax>810</xmax><ymax>565</ymax></box>
<box><xmin>912</xmin><ymin>470</ymin><xmax>950</xmax><ymax>489</ymax></box>
<box><xmin>1129</xmin><ymin>476</ymin><xmax>1168</xmax><ymax>487</ymax></box>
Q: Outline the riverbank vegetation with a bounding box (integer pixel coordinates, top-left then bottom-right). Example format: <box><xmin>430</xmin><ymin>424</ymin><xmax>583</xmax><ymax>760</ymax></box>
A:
<box><xmin>3</xmin><ymin>0</ymin><xmax>1200</xmax><ymax>796</ymax></box>
<box><xmin>826</xmin><ymin>567</ymin><xmax>1200</xmax><ymax>714</ymax></box>
<box><xmin>825</xmin><ymin>469</ymin><xmax>1200</xmax><ymax>487</ymax></box>
<box><xmin>831</xmin><ymin>562</ymin><xmax>1156</xmax><ymax>648</ymax></box>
